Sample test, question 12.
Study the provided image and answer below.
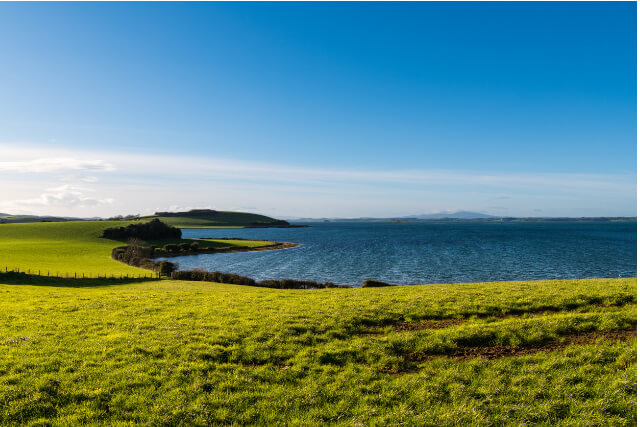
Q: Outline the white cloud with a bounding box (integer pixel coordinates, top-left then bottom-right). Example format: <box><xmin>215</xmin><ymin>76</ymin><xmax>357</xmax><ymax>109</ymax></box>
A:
<box><xmin>59</xmin><ymin>175</ymin><xmax>99</xmax><ymax>183</ymax></box>
<box><xmin>0</xmin><ymin>158</ymin><xmax>114</xmax><ymax>173</ymax></box>
<box><xmin>0</xmin><ymin>143</ymin><xmax>635</xmax><ymax>217</ymax></box>
<box><xmin>0</xmin><ymin>185</ymin><xmax>113</xmax><ymax>209</ymax></box>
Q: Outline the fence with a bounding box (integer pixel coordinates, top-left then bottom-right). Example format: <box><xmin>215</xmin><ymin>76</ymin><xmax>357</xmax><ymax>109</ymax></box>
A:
<box><xmin>1</xmin><ymin>266</ymin><xmax>160</xmax><ymax>280</ymax></box>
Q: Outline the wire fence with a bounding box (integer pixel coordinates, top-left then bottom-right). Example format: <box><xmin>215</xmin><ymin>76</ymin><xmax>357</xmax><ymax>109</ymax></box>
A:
<box><xmin>1</xmin><ymin>266</ymin><xmax>160</xmax><ymax>280</ymax></box>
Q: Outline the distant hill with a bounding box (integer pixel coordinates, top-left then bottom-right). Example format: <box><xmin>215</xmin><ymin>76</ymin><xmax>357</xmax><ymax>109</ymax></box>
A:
<box><xmin>0</xmin><ymin>215</ymin><xmax>79</xmax><ymax>224</ymax></box>
<box><xmin>142</xmin><ymin>209</ymin><xmax>297</xmax><ymax>228</ymax></box>
<box><xmin>401</xmin><ymin>211</ymin><xmax>498</xmax><ymax>220</ymax></box>
<box><xmin>294</xmin><ymin>211</ymin><xmax>499</xmax><ymax>222</ymax></box>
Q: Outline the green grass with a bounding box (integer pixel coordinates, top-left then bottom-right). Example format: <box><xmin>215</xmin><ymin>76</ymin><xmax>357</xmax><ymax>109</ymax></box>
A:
<box><xmin>146</xmin><ymin>216</ymin><xmax>248</xmax><ymax>228</ymax></box>
<box><xmin>142</xmin><ymin>210</ymin><xmax>288</xmax><ymax>228</ymax></box>
<box><xmin>0</xmin><ymin>215</ymin><xmax>76</xmax><ymax>224</ymax></box>
<box><xmin>151</xmin><ymin>237</ymin><xmax>274</xmax><ymax>249</ymax></box>
<box><xmin>0</xmin><ymin>277</ymin><xmax>635</xmax><ymax>425</ymax></box>
<box><xmin>0</xmin><ymin>221</ymin><xmax>274</xmax><ymax>277</ymax></box>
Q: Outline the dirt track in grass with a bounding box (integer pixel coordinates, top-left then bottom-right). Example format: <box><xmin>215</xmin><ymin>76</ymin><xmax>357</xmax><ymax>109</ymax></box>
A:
<box><xmin>407</xmin><ymin>328</ymin><xmax>636</xmax><ymax>362</ymax></box>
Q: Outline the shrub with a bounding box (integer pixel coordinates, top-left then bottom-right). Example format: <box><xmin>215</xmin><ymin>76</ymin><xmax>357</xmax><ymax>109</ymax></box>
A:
<box><xmin>257</xmin><ymin>278</ymin><xmax>334</xmax><ymax>289</ymax></box>
<box><xmin>163</xmin><ymin>244</ymin><xmax>179</xmax><ymax>253</ymax></box>
<box><xmin>189</xmin><ymin>242</ymin><xmax>199</xmax><ymax>251</ymax></box>
<box><xmin>157</xmin><ymin>261</ymin><xmax>177</xmax><ymax>276</ymax></box>
<box><xmin>362</xmin><ymin>279</ymin><xmax>394</xmax><ymax>288</ymax></box>
<box><xmin>168</xmin><ymin>269</ymin><xmax>349</xmax><ymax>289</ymax></box>
<box><xmin>101</xmin><ymin>219</ymin><xmax>181</xmax><ymax>240</ymax></box>
<box><xmin>111</xmin><ymin>247</ymin><xmax>126</xmax><ymax>260</ymax></box>
<box><xmin>171</xmin><ymin>269</ymin><xmax>256</xmax><ymax>286</ymax></box>
<box><xmin>178</xmin><ymin>243</ymin><xmax>191</xmax><ymax>252</ymax></box>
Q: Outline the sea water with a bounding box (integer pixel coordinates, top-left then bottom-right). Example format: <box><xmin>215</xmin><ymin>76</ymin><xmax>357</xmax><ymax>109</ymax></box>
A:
<box><xmin>163</xmin><ymin>221</ymin><xmax>636</xmax><ymax>286</ymax></box>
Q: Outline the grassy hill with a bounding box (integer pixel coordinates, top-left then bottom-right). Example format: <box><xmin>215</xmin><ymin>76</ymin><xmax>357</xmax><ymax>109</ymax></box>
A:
<box><xmin>0</xmin><ymin>221</ymin><xmax>274</xmax><ymax>277</ymax></box>
<box><xmin>0</xmin><ymin>209</ymin><xmax>294</xmax><ymax>228</ymax></box>
<box><xmin>0</xmin><ymin>215</ymin><xmax>77</xmax><ymax>224</ymax></box>
<box><xmin>0</xmin><ymin>276</ymin><xmax>635</xmax><ymax>425</ymax></box>
<box><xmin>141</xmin><ymin>209</ymin><xmax>292</xmax><ymax>228</ymax></box>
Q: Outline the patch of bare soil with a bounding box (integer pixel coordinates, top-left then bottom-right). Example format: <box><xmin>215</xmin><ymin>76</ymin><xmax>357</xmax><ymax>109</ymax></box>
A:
<box><xmin>366</xmin><ymin>303</ymin><xmax>632</xmax><ymax>335</ymax></box>
<box><xmin>392</xmin><ymin>318</ymin><xmax>466</xmax><ymax>332</ymax></box>
<box><xmin>407</xmin><ymin>329</ymin><xmax>636</xmax><ymax>362</ymax></box>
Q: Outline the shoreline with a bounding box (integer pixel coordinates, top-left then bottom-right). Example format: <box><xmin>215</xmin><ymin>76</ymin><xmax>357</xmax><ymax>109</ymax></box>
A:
<box><xmin>152</xmin><ymin>241</ymin><xmax>300</xmax><ymax>258</ymax></box>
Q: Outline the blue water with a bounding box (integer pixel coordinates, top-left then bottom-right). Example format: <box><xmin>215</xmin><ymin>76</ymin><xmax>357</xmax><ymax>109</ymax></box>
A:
<box><xmin>166</xmin><ymin>222</ymin><xmax>636</xmax><ymax>286</ymax></box>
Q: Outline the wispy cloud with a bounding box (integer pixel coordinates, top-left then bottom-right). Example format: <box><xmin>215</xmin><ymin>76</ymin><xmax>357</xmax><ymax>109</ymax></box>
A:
<box><xmin>0</xmin><ymin>143</ymin><xmax>635</xmax><ymax>217</ymax></box>
<box><xmin>0</xmin><ymin>157</ymin><xmax>114</xmax><ymax>173</ymax></box>
<box><xmin>59</xmin><ymin>175</ymin><xmax>100</xmax><ymax>183</ymax></box>
<box><xmin>0</xmin><ymin>185</ymin><xmax>113</xmax><ymax>209</ymax></box>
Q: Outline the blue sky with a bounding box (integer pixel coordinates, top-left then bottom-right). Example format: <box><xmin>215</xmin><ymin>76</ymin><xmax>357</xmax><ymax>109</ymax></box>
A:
<box><xmin>0</xmin><ymin>2</ymin><xmax>636</xmax><ymax>218</ymax></box>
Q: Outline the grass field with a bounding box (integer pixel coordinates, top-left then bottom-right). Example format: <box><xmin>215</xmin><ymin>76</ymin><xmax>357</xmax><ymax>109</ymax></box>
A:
<box><xmin>141</xmin><ymin>210</ymin><xmax>289</xmax><ymax>228</ymax></box>
<box><xmin>0</xmin><ymin>276</ymin><xmax>635</xmax><ymax>425</ymax></box>
<box><xmin>0</xmin><ymin>221</ymin><xmax>274</xmax><ymax>277</ymax></box>
<box><xmin>0</xmin><ymin>215</ymin><xmax>76</xmax><ymax>224</ymax></box>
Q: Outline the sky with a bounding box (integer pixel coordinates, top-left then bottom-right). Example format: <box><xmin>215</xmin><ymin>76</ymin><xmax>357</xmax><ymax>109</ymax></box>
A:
<box><xmin>0</xmin><ymin>2</ymin><xmax>636</xmax><ymax>218</ymax></box>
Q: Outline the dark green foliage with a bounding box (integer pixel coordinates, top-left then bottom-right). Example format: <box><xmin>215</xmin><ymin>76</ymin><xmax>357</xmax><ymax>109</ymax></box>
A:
<box><xmin>157</xmin><ymin>261</ymin><xmax>177</xmax><ymax>276</ymax></box>
<box><xmin>163</xmin><ymin>244</ymin><xmax>179</xmax><ymax>253</ymax></box>
<box><xmin>171</xmin><ymin>270</ymin><xmax>256</xmax><ymax>286</ymax></box>
<box><xmin>170</xmin><ymin>270</ymin><xmax>347</xmax><ymax>289</ymax></box>
<box><xmin>101</xmin><ymin>219</ymin><xmax>181</xmax><ymax>240</ymax></box>
<box><xmin>178</xmin><ymin>243</ymin><xmax>191</xmax><ymax>252</ymax></box>
<box><xmin>111</xmin><ymin>245</ymin><xmax>177</xmax><ymax>275</ymax></box>
<box><xmin>362</xmin><ymin>279</ymin><xmax>395</xmax><ymax>288</ymax></box>
<box><xmin>189</xmin><ymin>242</ymin><xmax>199</xmax><ymax>251</ymax></box>
<box><xmin>258</xmin><ymin>279</ymin><xmax>341</xmax><ymax>289</ymax></box>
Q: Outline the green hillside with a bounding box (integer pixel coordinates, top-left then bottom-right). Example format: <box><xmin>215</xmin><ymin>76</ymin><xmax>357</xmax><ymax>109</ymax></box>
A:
<box><xmin>142</xmin><ymin>209</ymin><xmax>292</xmax><ymax>228</ymax></box>
<box><xmin>0</xmin><ymin>215</ymin><xmax>77</xmax><ymax>224</ymax></box>
<box><xmin>0</xmin><ymin>221</ymin><xmax>273</xmax><ymax>277</ymax></box>
<box><xmin>0</xmin><ymin>276</ymin><xmax>635</xmax><ymax>425</ymax></box>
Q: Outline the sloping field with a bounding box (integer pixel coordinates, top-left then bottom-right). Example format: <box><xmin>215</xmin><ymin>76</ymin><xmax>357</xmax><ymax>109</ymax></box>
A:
<box><xmin>0</xmin><ymin>276</ymin><xmax>635</xmax><ymax>425</ymax></box>
<box><xmin>0</xmin><ymin>221</ymin><xmax>273</xmax><ymax>277</ymax></box>
<box><xmin>143</xmin><ymin>210</ymin><xmax>289</xmax><ymax>228</ymax></box>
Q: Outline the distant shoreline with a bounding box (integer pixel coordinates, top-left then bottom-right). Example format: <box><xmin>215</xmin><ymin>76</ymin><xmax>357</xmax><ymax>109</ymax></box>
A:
<box><xmin>291</xmin><ymin>217</ymin><xmax>636</xmax><ymax>224</ymax></box>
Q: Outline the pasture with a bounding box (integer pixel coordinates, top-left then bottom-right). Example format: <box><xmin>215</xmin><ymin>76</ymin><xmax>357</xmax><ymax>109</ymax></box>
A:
<box><xmin>0</xmin><ymin>276</ymin><xmax>635</xmax><ymax>425</ymax></box>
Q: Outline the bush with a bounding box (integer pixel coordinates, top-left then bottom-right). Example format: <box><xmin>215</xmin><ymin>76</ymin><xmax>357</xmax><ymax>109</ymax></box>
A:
<box><xmin>362</xmin><ymin>279</ymin><xmax>394</xmax><ymax>288</ymax></box>
<box><xmin>178</xmin><ymin>243</ymin><xmax>191</xmax><ymax>252</ymax></box>
<box><xmin>111</xmin><ymin>247</ymin><xmax>126</xmax><ymax>260</ymax></box>
<box><xmin>168</xmin><ymin>269</ymin><xmax>349</xmax><ymax>289</ymax></box>
<box><xmin>189</xmin><ymin>242</ymin><xmax>199</xmax><ymax>251</ymax></box>
<box><xmin>257</xmin><ymin>278</ymin><xmax>335</xmax><ymax>289</ymax></box>
<box><xmin>101</xmin><ymin>219</ymin><xmax>181</xmax><ymax>240</ymax></box>
<box><xmin>157</xmin><ymin>261</ymin><xmax>177</xmax><ymax>276</ymax></box>
<box><xmin>171</xmin><ymin>270</ymin><xmax>256</xmax><ymax>286</ymax></box>
<box><xmin>163</xmin><ymin>244</ymin><xmax>179</xmax><ymax>253</ymax></box>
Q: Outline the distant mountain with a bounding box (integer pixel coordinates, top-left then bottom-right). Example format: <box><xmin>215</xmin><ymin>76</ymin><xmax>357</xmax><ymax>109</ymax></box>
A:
<box><xmin>0</xmin><ymin>213</ymin><xmax>10</xmax><ymax>217</ymax></box>
<box><xmin>401</xmin><ymin>211</ymin><xmax>498</xmax><ymax>220</ymax></box>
